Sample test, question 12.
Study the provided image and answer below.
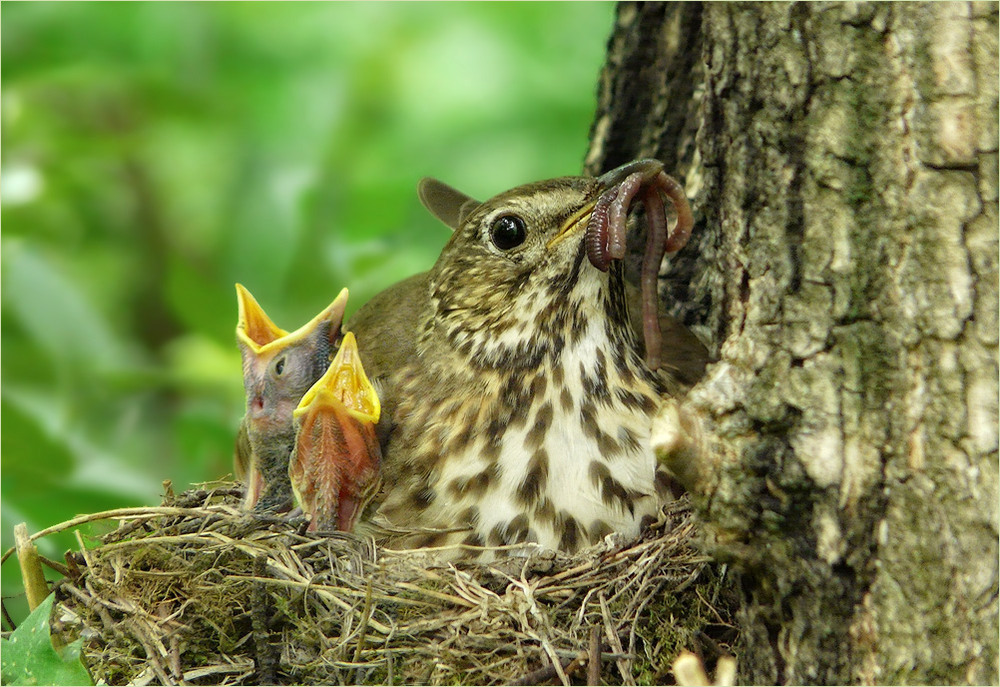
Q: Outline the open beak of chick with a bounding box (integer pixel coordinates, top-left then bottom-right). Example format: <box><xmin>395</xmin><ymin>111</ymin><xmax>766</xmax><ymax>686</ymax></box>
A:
<box><xmin>234</xmin><ymin>284</ymin><xmax>349</xmax><ymax>512</ymax></box>
<box><xmin>289</xmin><ymin>332</ymin><xmax>382</xmax><ymax>533</ymax></box>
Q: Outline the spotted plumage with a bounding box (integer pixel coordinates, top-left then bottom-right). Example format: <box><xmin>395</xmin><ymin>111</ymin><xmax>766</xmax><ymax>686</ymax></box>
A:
<box><xmin>351</xmin><ymin>161</ymin><xmax>702</xmax><ymax>557</ymax></box>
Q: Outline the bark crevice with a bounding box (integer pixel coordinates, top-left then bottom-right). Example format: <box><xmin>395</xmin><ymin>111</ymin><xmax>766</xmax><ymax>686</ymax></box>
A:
<box><xmin>590</xmin><ymin>2</ymin><xmax>999</xmax><ymax>683</ymax></box>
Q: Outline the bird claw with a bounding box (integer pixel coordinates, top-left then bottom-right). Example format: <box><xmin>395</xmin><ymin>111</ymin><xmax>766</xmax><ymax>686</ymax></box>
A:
<box><xmin>651</xmin><ymin>399</ymin><xmax>704</xmax><ymax>494</ymax></box>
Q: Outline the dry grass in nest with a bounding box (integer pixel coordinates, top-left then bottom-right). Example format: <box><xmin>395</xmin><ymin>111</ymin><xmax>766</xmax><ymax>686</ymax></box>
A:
<box><xmin>40</xmin><ymin>482</ymin><xmax>736</xmax><ymax>685</ymax></box>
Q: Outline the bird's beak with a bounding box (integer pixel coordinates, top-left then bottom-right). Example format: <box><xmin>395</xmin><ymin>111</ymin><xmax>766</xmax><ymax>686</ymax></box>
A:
<box><xmin>237</xmin><ymin>288</ymin><xmax>349</xmax><ymax>356</ymax></box>
<box><xmin>548</xmin><ymin>159</ymin><xmax>667</xmax><ymax>247</ymax></box>
<box><xmin>595</xmin><ymin>158</ymin><xmax>664</xmax><ymax>189</ymax></box>
<box><xmin>294</xmin><ymin>332</ymin><xmax>380</xmax><ymax>425</ymax></box>
<box><xmin>548</xmin><ymin>200</ymin><xmax>598</xmax><ymax>248</ymax></box>
<box><xmin>236</xmin><ymin>284</ymin><xmax>288</xmax><ymax>352</ymax></box>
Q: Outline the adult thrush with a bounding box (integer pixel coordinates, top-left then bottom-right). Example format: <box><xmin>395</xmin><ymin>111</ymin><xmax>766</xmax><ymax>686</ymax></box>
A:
<box><xmin>349</xmin><ymin>159</ymin><xmax>703</xmax><ymax>556</ymax></box>
<box><xmin>234</xmin><ymin>284</ymin><xmax>348</xmax><ymax>512</ymax></box>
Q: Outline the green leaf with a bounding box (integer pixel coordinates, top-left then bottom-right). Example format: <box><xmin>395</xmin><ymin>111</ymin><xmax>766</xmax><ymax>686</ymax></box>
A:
<box><xmin>0</xmin><ymin>594</ymin><xmax>93</xmax><ymax>686</ymax></box>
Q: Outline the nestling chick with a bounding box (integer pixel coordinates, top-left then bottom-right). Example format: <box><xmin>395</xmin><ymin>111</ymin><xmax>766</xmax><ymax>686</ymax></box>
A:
<box><xmin>235</xmin><ymin>284</ymin><xmax>348</xmax><ymax>512</ymax></box>
<box><xmin>289</xmin><ymin>332</ymin><xmax>382</xmax><ymax>532</ymax></box>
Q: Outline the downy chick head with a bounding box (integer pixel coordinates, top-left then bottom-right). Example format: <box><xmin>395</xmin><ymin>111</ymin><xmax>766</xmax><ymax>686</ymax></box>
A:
<box><xmin>235</xmin><ymin>284</ymin><xmax>348</xmax><ymax>445</ymax></box>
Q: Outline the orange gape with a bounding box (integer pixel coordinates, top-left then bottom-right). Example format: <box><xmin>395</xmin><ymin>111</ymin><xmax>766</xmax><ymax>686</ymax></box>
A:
<box><xmin>290</xmin><ymin>332</ymin><xmax>382</xmax><ymax>533</ymax></box>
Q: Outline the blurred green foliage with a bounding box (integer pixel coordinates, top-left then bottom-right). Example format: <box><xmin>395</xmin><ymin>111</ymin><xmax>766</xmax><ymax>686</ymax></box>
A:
<box><xmin>0</xmin><ymin>2</ymin><xmax>614</xmax><ymax>624</ymax></box>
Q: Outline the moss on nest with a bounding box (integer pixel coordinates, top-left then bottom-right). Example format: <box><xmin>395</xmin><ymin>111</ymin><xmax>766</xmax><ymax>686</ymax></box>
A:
<box><xmin>44</xmin><ymin>482</ymin><xmax>736</xmax><ymax>685</ymax></box>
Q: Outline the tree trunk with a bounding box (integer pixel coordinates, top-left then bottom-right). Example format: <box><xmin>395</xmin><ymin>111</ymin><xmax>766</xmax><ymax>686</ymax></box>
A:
<box><xmin>586</xmin><ymin>3</ymin><xmax>999</xmax><ymax>684</ymax></box>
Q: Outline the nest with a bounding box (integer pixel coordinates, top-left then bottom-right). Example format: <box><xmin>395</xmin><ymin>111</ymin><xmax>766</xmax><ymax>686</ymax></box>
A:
<box><xmin>45</xmin><ymin>482</ymin><xmax>736</xmax><ymax>685</ymax></box>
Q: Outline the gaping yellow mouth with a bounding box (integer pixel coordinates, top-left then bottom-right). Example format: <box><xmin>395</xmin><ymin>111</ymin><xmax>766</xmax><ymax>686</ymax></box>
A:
<box><xmin>294</xmin><ymin>332</ymin><xmax>381</xmax><ymax>424</ymax></box>
<box><xmin>236</xmin><ymin>284</ymin><xmax>349</xmax><ymax>355</ymax></box>
<box><xmin>546</xmin><ymin>200</ymin><xmax>597</xmax><ymax>249</ymax></box>
<box><xmin>235</xmin><ymin>283</ymin><xmax>288</xmax><ymax>350</ymax></box>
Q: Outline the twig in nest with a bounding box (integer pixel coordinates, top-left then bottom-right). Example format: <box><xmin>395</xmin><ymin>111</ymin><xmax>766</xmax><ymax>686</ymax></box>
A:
<box><xmin>64</xmin><ymin>551</ymin><xmax>84</xmax><ymax>583</ymax></box>
<box><xmin>168</xmin><ymin>636</ymin><xmax>184</xmax><ymax>682</ymax></box>
<box><xmin>251</xmin><ymin>555</ymin><xmax>279</xmax><ymax>686</ymax></box>
<box><xmin>107</xmin><ymin>516</ymin><xmax>157</xmax><ymax>542</ymax></box>
<box><xmin>352</xmin><ymin>581</ymin><xmax>374</xmax><ymax>684</ymax></box>
<box><xmin>599</xmin><ymin>592</ymin><xmax>635</xmax><ymax>687</ymax></box>
<box><xmin>38</xmin><ymin>554</ymin><xmax>70</xmax><ymax>577</ymax></box>
<box><xmin>506</xmin><ymin>655</ymin><xmax>576</xmax><ymax>686</ymax></box>
<box><xmin>61</xmin><ymin>584</ymin><xmax>113</xmax><ymax>634</ymax></box>
<box><xmin>73</xmin><ymin>530</ymin><xmax>93</xmax><ymax>569</ymax></box>
<box><xmin>561</xmin><ymin>650</ymin><xmax>590</xmax><ymax>683</ymax></box>
<box><xmin>588</xmin><ymin>625</ymin><xmax>601</xmax><ymax>685</ymax></box>
<box><xmin>129</xmin><ymin>622</ymin><xmax>173</xmax><ymax>686</ymax></box>
<box><xmin>33</xmin><ymin>507</ymin><xmax>226</xmax><ymax>548</ymax></box>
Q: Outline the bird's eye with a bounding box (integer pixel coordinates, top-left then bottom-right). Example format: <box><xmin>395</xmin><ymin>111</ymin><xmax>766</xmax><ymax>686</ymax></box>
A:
<box><xmin>274</xmin><ymin>357</ymin><xmax>286</xmax><ymax>375</ymax></box>
<box><xmin>489</xmin><ymin>214</ymin><xmax>527</xmax><ymax>250</ymax></box>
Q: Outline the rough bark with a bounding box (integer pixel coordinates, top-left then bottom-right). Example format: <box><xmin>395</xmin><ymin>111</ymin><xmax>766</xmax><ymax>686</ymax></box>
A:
<box><xmin>586</xmin><ymin>3</ymin><xmax>999</xmax><ymax>684</ymax></box>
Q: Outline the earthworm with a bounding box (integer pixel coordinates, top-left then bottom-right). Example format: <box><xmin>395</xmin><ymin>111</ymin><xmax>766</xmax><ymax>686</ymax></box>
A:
<box><xmin>640</xmin><ymin>186</ymin><xmax>667</xmax><ymax>370</ymax></box>
<box><xmin>639</xmin><ymin>171</ymin><xmax>693</xmax><ymax>369</ymax></box>
<box><xmin>585</xmin><ymin>171</ymin><xmax>648</xmax><ymax>271</ymax></box>
<box><xmin>606</xmin><ymin>171</ymin><xmax>645</xmax><ymax>261</ymax></box>
<box><xmin>656</xmin><ymin>171</ymin><xmax>693</xmax><ymax>253</ymax></box>
<box><xmin>584</xmin><ymin>187</ymin><xmax>618</xmax><ymax>271</ymax></box>
<box><xmin>584</xmin><ymin>168</ymin><xmax>694</xmax><ymax>371</ymax></box>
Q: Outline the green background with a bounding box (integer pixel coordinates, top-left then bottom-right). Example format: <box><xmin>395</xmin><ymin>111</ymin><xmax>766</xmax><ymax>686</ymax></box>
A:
<box><xmin>1</xmin><ymin>2</ymin><xmax>614</xmax><ymax>624</ymax></box>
